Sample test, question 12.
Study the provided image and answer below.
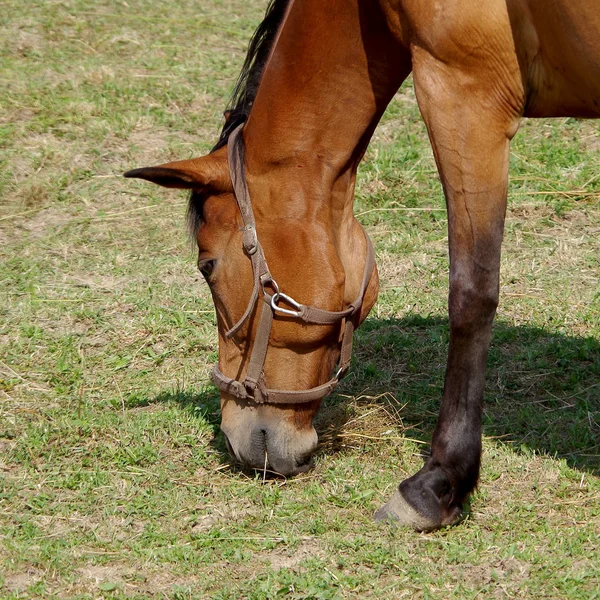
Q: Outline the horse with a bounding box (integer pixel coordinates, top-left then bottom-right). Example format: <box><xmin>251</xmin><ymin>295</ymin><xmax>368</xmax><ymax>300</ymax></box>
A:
<box><xmin>124</xmin><ymin>0</ymin><xmax>600</xmax><ymax>531</ymax></box>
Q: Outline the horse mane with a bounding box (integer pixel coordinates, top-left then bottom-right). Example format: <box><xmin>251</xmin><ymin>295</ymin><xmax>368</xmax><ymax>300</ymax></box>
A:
<box><xmin>188</xmin><ymin>0</ymin><xmax>291</xmax><ymax>236</ymax></box>
<box><xmin>212</xmin><ymin>0</ymin><xmax>292</xmax><ymax>151</ymax></box>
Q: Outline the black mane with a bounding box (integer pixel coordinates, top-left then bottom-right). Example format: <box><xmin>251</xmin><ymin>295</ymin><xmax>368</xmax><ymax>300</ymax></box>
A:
<box><xmin>188</xmin><ymin>0</ymin><xmax>291</xmax><ymax>236</ymax></box>
<box><xmin>212</xmin><ymin>0</ymin><xmax>292</xmax><ymax>152</ymax></box>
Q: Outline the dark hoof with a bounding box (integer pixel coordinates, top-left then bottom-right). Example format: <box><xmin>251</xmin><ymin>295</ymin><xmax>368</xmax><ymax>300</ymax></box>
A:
<box><xmin>374</xmin><ymin>490</ymin><xmax>462</xmax><ymax>532</ymax></box>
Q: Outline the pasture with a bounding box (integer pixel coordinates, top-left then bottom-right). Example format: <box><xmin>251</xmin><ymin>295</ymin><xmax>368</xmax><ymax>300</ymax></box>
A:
<box><xmin>1</xmin><ymin>0</ymin><xmax>599</xmax><ymax>597</ymax></box>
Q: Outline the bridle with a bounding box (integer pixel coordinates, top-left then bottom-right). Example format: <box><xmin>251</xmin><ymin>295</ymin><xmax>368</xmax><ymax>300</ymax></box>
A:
<box><xmin>211</xmin><ymin>125</ymin><xmax>375</xmax><ymax>405</ymax></box>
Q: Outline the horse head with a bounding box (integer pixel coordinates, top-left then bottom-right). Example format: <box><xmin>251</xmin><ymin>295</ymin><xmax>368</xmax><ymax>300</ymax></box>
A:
<box><xmin>125</xmin><ymin>134</ymin><xmax>379</xmax><ymax>476</ymax></box>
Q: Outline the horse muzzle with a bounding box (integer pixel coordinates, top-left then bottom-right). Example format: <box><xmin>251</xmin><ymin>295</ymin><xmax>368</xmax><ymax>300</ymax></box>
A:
<box><xmin>221</xmin><ymin>416</ymin><xmax>318</xmax><ymax>476</ymax></box>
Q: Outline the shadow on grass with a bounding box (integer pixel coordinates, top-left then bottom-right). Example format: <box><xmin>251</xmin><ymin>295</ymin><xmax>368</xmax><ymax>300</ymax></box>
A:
<box><xmin>135</xmin><ymin>386</ymin><xmax>238</xmax><ymax>469</ymax></box>
<box><xmin>339</xmin><ymin>315</ymin><xmax>600</xmax><ymax>475</ymax></box>
<box><xmin>143</xmin><ymin>315</ymin><xmax>599</xmax><ymax>477</ymax></box>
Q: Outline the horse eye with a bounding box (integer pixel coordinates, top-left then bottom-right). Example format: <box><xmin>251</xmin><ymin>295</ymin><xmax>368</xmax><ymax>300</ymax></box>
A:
<box><xmin>198</xmin><ymin>259</ymin><xmax>216</xmax><ymax>280</ymax></box>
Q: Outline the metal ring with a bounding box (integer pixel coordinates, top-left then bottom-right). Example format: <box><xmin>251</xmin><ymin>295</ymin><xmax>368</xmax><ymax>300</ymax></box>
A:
<box><xmin>334</xmin><ymin>365</ymin><xmax>346</xmax><ymax>380</ymax></box>
<box><xmin>261</xmin><ymin>276</ymin><xmax>279</xmax><ymax>296</ymax></box>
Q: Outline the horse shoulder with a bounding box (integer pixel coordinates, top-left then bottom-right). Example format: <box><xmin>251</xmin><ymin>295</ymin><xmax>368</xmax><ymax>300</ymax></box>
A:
<box><xmin>521</xmin><ymin>0</ymin><xmax>600</xmax><ymax>117</ymax></box>
<box><xmin>395</xmin><ymin>0</ymin><xmax>534</xmax><ymax>120</ymax></box>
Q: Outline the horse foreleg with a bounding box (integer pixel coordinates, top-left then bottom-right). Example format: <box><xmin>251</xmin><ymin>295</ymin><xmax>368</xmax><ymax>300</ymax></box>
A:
<box><xmin>376</xmin><ymin>53</ymin><xmax>522</xmax><ymax>530</ymax></box>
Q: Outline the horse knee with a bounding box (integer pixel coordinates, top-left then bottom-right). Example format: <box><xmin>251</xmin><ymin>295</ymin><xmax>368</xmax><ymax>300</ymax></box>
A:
<box><xmin>449</xmin><ymin>282</ymin><xmax>499</xmax><ymax>335</ymax></box>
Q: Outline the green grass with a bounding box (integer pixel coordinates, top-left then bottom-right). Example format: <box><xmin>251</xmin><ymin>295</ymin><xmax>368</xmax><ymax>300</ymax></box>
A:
<box><xmin>1</xmin><ymin>1</ymin><xmax>599</xmax><ymax>598</ymax></box>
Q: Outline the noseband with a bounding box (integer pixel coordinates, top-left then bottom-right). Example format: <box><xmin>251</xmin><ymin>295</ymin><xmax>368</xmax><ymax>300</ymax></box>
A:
<box><xmin>211</xmin><ymin>125</ymin><xmax>375</xmax><ymax>405</ymax></box>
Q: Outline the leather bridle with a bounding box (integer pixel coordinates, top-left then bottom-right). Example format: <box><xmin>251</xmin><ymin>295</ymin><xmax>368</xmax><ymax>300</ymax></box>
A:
<box><xmin>211</xmin><ymin>125</ymin><xmax>375</xmax><ymax>405</ymax></box>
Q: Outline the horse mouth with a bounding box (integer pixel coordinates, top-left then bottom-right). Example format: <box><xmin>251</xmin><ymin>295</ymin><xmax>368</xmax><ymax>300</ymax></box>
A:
<box><xmin>222</xmin><ymin>428</ymin><xmax>315</xmax><ymax>476</ymax></box>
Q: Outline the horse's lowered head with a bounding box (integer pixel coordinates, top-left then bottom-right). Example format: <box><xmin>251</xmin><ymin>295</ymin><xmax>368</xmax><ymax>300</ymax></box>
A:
<box><xmin>125</xmin><ymin>132</ymin><xmax>378</xmax><ymax>476</ymax></box>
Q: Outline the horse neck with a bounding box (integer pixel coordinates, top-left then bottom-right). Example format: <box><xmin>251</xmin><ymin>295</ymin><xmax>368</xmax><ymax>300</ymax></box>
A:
<box><xmin>243</xmin><ymin>0</ymin><xmax>410</xmax><ymax>225</ymax></box>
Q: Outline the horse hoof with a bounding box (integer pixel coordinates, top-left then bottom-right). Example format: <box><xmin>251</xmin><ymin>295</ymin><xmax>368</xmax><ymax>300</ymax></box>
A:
<box><xmin>374</xmin><ymin>490</ymin><xmax>439</xmax><ymax>531</ymax></box>
<box><xmin>374</xmin><ymin>490</ymin><xmax>462</xmax><ymax>532</ymax></box>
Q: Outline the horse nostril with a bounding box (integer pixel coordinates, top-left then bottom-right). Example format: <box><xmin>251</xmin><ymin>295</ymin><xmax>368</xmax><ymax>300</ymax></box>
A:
<box><xmin>222</xmin><ymin>431</ymin><xmax>235</xmax><ymax>457</ymax></box>
<box><xmin>251</xmin><ymin>428</ymin><xmax>268</xmax><ymax>459</ymax></box>
<box><xmin>294</xmin><ymin>452</ymin><xmax>314</xmax><ymax>472</ymax></box>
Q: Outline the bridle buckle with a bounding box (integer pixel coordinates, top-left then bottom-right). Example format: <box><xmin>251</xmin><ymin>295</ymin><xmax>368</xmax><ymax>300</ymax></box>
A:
<box><xmin>242</xmin><ymin>224</ymin><xmax>258</xmax><ymax>255</ymax></box>
<box><xmin>270</xmin><ymin>291</ymin><xmax>302</xmax><ymax>318</ymax></box>
<box><xmin>260</xmin><ymin>276</ymin><xmax>303</xmax><ymax>318</ymax></box>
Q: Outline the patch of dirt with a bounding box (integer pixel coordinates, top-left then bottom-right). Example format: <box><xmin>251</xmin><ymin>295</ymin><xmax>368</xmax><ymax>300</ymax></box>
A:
<box><xmin>109</xmin><ymin>29</ymin><xmax>143</xmax><ymax>47</ymax></box>
<box><xmin>76</xmin><ymin>563</ymin><xmax>132</xmax><ymax>584</ymax></box>
<box><xmin>0</xmin><ymin>333</ymin><xmax>14</xmax><ymax>346</ymax></box>
<box><xmin>377</xmin><ymin>251</ymin><xmax>413</xmax><ymax>288</ymax></box>
<box><xmin>446</xmin><ymin>557</ymin><xmax>530</xmax><ymax>594</ymax></box>
<box><xmin>34</xmin><ymin>515</ymin><xmax>73</xmax><ymax>538</ymax></box>
<box><xmin>20</xmin><ymin>181</ymin><xmax>49</xmax><ymax>208</ymax></box>
<box><xmin>0</xmin><ymin>103</ymin><xmax>35</xmax><ymax>127</ymax></box>
<box><xmin>188</xmin><ymin>92</ymin><xmax>217</xmax><ymax>115</ymax></box>
<box><xmin>0</xmin><ymin>228</ymin><xmax>17</xmax><ymax>248</ymax></box>
<box><xmin>73</xmin><ymin>563</ymin><xmax>201</xmax><ymax>595</ymax></box>
<box><xmin>506</xmin><ymin>203</ymin><xmax>555</xmax><ymax>222</ymax></box>
<box><xmin>2</xmin><ymin>569</ymin><xmax>43</xmax><ymax>592</ymax></box>
<box><xmin>127</xmin><ymin>128</ymin><xmax>170</xmax><ymax>164</ymax></box>
<box><xmin>186</xmin><ymin>498</ymin><xmax>265</xmax><ymax>538</ymax></box>
<box><xmin>18</xmin><ymin>207</ymin><xmax>68</xmax><ymax>239</ymax></box>
<box><xmin>31</xmin><ymin>513</ymin><xmax>147</xmax><ymax>545</ymax></box>
<box><xmin>9</xmin><ymin>133</ymin><xmax>65</xmax><ymax>181</ymax></box>
<box><xmin>136</xmin><ymin>571</ymin><xmax>200</xmax><ymax>594</ymax></box>
<box><xmin>69</xmin><ymin>274</ymin><xmax>128</xmax><ymax>292</ymax></box>
<box><xmin>359</xmin><ymin>177</ymin><xmax>391</xmax><ymax>196</ymax></box>
<box><xmin>15</xmin><ymin>29</ymin><xmax>46</xmax><ymax>56</ymax></box>
<box><xmin>263</xmin><ymin>539</ymin><xmax>323</xmax><ymax>570</ymax></box>
<box><xmin>82</xmin><ymin>334</ymin><xmax>111</xmax><ymax>348</ymax></box>
<box><xmin>6</xmin><ymin>155</ymin><xmax>34</xmax><ymax>187</ymax></box>
<box><xmin>114</xmin><ymin>124</ymin><xmax>206</xmax><ymax>168</ymax></box>
<box><xmin>23</xmin><ymin>132</ymin><xmax>63</xmax><ymax>152</ymax></box>
<box><xmin>0</xmin><ymin>439</ymin><xmax>16</xmax><ymax>457</ymax></box>
<box><xmin>160</xmin><ymin>272</ymin><xmax>196</xmax><ymax>286</ymax></box>
<box><xmin>190</xmin><ymin>513</ymin><xmax>218</xmax><ymax>534</ymax></box>
<box><xmin>84</xmin><ymin>66</ymin><xmax>116</xmax><ymax>86</ymax></box>
<box><xmin>577</xmin><ymin>122</ymin><xmax>600</xmax><ymax>153</ymax></box>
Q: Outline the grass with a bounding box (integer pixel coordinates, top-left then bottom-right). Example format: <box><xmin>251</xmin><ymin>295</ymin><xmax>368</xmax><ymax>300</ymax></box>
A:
<box><xmin>1</xmin><ymin>1</ymin><xmax>599</xmax><ymax>598</ymax></box>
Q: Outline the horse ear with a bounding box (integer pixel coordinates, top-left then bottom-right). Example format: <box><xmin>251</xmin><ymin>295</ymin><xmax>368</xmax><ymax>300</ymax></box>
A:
<box><xmin>124</xmin><ymin>148</ymin><xmax>232</xmax><ymax>192</ymax></box>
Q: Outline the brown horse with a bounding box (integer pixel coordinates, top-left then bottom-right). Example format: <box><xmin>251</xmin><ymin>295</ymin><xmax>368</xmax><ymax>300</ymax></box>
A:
<box><xmin>125</xmin><ymin>0</ymin><xmax>600</xmax><ymax>531</ymax></box>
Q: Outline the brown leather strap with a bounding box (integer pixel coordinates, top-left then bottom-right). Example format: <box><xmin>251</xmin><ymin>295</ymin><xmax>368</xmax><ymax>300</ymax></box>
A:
<box><xmin>223</xmin><ymin>125</ymin><xmax>269</xmax><ymax>338</ymax></box>
<box><xmin>228</xmin><ymin>126</ymin><xmax>259</xmax><ymax>242</ymax></box>
<box><xmin>211</xmin><ymin>124</ymin><xmax>376</xmax><ymax>405</ymax></box>
<box><xmin>212</xmin><ymin>365</ymin><xmax>339</xmax><ymax>404</ymax></box>
<box><xmin>212</xmin><ymin>232</ymin><xmax>374</xmax><ymax>404</ymax></box>
<box><xmin>242</xmin><ymin>292</ymin><xmax>273</xmax><ymax>402</ymax></box>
